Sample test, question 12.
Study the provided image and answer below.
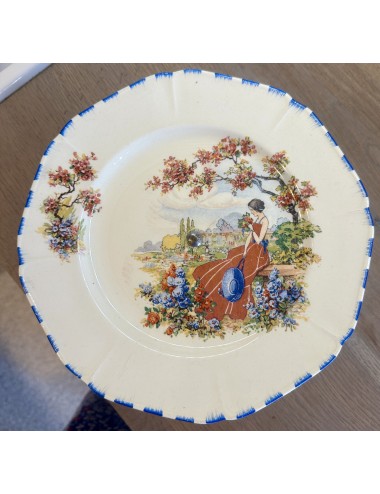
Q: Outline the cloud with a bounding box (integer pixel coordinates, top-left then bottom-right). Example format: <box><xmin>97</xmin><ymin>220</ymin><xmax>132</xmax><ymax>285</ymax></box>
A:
<box><xmin>158</xmin><ymin>187</ymin><xmax>216</xmax><ymax>210</ymax></box>
<box><xmin>198</xmin><ymin>192</ymin><xmax>248</xmax><ymax>209</ymax></box>
<box><xmin>158</xmin><ymin>187</ymin><xmax>249</xmax><ymax>211</ymax></box>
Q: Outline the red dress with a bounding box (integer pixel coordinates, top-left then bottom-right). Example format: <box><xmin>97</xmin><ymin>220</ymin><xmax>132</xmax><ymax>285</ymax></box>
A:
<box><xmin>192</xmin><ymin>223</ymin><xmax>270</xmax><ymax>321</ymax></box>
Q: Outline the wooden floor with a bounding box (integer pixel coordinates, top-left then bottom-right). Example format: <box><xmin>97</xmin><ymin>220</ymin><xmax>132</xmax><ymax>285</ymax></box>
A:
<box><xmin>1</xmin><ymin>64</ymin><xmax>379</xmax><ymax>430</ymax></box>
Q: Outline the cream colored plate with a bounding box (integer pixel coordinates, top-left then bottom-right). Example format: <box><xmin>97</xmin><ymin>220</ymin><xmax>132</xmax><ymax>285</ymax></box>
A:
<box><xmin>18</xmin><ymin>70</ymin><xmax>374</xmax><ymax>423</ymax></box>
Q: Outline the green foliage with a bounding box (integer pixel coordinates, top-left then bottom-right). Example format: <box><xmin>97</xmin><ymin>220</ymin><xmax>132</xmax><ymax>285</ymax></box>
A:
<box><xmin>269</xmin><ymin>220</ymin><xmax>321</xmax><ymax>269</ymax></box>
<box><xmin>270</xmin><ymin>246</ymin><xmax>321</xmax><ymax>270</ymax></box>
<box><xmin>272</xmin><ymin>220</ymin><xmax>321</xmax><ymax>250</ymax></box>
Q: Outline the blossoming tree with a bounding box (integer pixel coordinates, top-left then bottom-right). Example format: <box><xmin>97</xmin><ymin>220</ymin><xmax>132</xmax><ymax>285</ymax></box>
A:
<box><xmin>146</xmin><ymin>137</ymin><xmax>317</xmax><ymax>224</ymax></box>
<box><xmin>40</xmin><ymin>152</ymin><xmax>101</xmax><ymax>259</ymax></box>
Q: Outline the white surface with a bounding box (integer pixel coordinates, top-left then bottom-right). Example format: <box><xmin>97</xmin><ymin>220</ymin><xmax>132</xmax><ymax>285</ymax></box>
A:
<box><xmin>18</xmin><ymin>70</ymin><xmax>373</xmax><ymax>423</ymax></box>
<box><xmin>0</xmin><ymin>63</ymin><xmax>50</xmax><ymax>102</ymax></box>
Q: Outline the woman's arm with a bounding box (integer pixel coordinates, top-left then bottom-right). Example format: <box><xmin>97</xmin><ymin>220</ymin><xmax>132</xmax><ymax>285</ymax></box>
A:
<box><xmin>251</xmin><ymin>217</ymin><xmax>269</xmax><ymax>244</ymax></box>
<box><xmin>243</xmin><ymin>231</ymin><xmax>252</xmax><ymax>256</ymax></box>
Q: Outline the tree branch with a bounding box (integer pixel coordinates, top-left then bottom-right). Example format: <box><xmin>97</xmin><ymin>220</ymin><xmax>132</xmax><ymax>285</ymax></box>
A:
<box><xmin>252</xmin><ymin>178</ymin><xmax>277</xmax><ymax>197</ymax></box>
<box><xmin>60</xmin><ymin>196</ymin><xmax>81</xmax><ymax>208</ymax></box>
<box><xmin>255</xmin><ymin>174</ymin><xmax>286</xmax><ymax>187</ymax></box>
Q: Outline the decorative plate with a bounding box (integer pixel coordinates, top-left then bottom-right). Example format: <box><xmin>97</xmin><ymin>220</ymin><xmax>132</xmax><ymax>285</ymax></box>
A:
<box><xmin>18</xmin><ymin>69</ymin><xmax>374</xmax><ymax>424</ymax></box>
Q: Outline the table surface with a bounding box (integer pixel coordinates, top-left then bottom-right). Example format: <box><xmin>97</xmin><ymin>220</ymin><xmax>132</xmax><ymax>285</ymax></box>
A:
<box><xmin>1</xmin><ymin>63</ymin><xmax>379</xmax><ymax>430</ymax></box>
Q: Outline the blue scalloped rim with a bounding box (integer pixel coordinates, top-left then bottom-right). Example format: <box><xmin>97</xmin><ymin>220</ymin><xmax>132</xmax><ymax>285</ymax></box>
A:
<box><xmin>65</xmin><ymin>363</ymin><xmax>82</xmax><ymax>379</ymax></box>
<box><xmin>17</xmin><ymin>68</ymin><xmax>375</xmax><ymax>424</ymax></box>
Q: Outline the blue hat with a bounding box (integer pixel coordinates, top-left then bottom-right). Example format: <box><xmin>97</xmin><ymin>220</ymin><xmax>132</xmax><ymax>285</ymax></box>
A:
<box><xmin>219</xmin><ymin>258</ymin><xmax>245</xmax><ymax>302</ymax></box>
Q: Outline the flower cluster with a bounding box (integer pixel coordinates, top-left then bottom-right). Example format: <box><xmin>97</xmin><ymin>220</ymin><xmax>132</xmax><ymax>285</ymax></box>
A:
<box><xmin>227</xmin><ymin>160</ymin><xmax>257</xmax><ymax>195</ymax></box>
<box><xmin>189</xmin><ymin>167</ymin><xmax>217</xmax><ymax>198</ymax></box>
<box><xmin>238</xmin><ymin>213</ymin><xmax>254</xmax><ymax>231</ymax></box>
<box><xmin>69</xmin><ymin>152</ymin><xmax>97</xmax><ymax>181</ymax></box>
<box><xmin>139</xmin><ymin>263</ymin><xmax>222</xmax><ymax>339</ymax></box>
<box><xmin>262</xmin><ymin>151</ymin><xmax>289</xmax><ymax>177</ymax></box>
<box><xmin>194</xmin><ymin>286</ymin><xmax>213</xmax><ymax>313</ymax></box>
<box><xmin>194</xmin><ymin>137</ymin><xmax>257</xmax><ymax>166</ymax></box>
<box><xmin>42</xmin><ymin>196</ymin><xmax>60</xmax><ymax>215</ymax></box>
<box><xmin>145</xmin><ymin>156</ymin><xmax>195</xmax><ymax>194</ymax></box>
<box><xmin>145</xmin><ymin>136</ymin><xmax>259</xmax><ymax>198</ymax></box>
<box><xmin>273</xmin><ymin>175</ymin><xmax>317</xmax><ymax>215</ymax></box>
<box><xmin>41</xmin><ymin>151</ymin><xmax>101</xmax><ymax>260</ymax></box>
<box><xmin>244</xmin><ymin>268</ymin><xmax>307</xmax><ymax>331</ymax></box>
<box><xmin>208</xmin><ymin>318</ymin><xmax>221</xmax><ymax>330</ymax></box>
<box><xmin>139</xmin><ymin>282</ymin><xmax>153</xmax><ymax>295</ymax></box>
<box><xmin>77</xmin><ymin>189</ymin><xmax>102</xmax><ymax>216</ymax></box>
<box><xmin>44</xmin><ymin>217</ymin><xmax>81</xmax><ymax>259</ymax></box>
<box><xmin>48</xmin><ymin>166</ymin><xmax>74</xmax><ymax>188</ymax></box>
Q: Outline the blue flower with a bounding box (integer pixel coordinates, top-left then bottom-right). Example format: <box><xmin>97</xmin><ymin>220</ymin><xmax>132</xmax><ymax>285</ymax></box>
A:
<box><xmin>254</xmin><ymin>284</ymin><xmax>263</xmax><ymax>296</ymax></box>
<box><xmin>152</xmin><ymin>293</ymin><xmax>162</xmax><ymax>304</ymax></box>
<box><xmin>167</xmin><ymin>276</ymin><xmax>176</xmax><ymax>286</ymax></box>
<box><xmin>267</xmin><ymin>281</ymin><xmax>277</xmax><ymax>292</ymax></box>
<box><xmin>173</xmin><ymin>276</ymin><xmax>186</xmax><ymax>286</ymax></box>
<box><xmin>269</xmin><ymin>309</ymin><xmax>278</xmax><ymax>319</ymax></box>
<box><xmin>269</xmin><ymin>299</ymin><xmax>277</xmax><ymax>308</ymax></box>
<box><xmin>52</xmin><ymin>225</ymin><xmax>59</xmax><ymax>232</ymax></box>
<box><xmin>139</xmin><ymin>282</ymin><xmax>153</xmax><ymax>295</ymax></box>
<box><xmin>269</xmin><ymin>268</ymin><xmax>279</xmax><ymax>281</ymax></box>
<box><xmin>190</xmin><ymin>321</ymin><xmax>200</xmax><ymax>330</ymax></box>
<box><xmin>248</xmin><ymin>307</ymin><xmax>260</xmax><ymax>319</ymax></box>
<box><xmin>288</xmin><ymin>287</ymin><xmax>300</xmax><ymax>302</ymax></box>
<box><xmin>178</xmin><ymin>297</ymin><xmax>192</xmax><ymax>309</ymax></box>
<box><xmin>268</xmin><ymin>289</ymin><xmax>278</xmax><ymax>299</ymax></box>
<box><xmin>160</xmin><ymin>293</ymin><xmax>175</xmax><ymax>308</ymax></box>
<box><xmin>176</xmin><ymin>267</ymin><xmax>186</xmax><ymax>278</ymax></box>
<box><xmin>208</xmin><ymin>318</ymin><xmax>220</xmax><ymax>330</ymax></box>
<box><xmin>172</xmin><ymin>286</ymin><xmax>184</xmax><ymax>299</ymax></box>
<box><xmin>282</xmin><ymin>316</ymin><xmax>297</xmax><ymax>326</ymax></box>
<box><xmin>278</xmin><ymin>290</ymin><xmax>288</xmax><ymax>300</ymax></box>
<box><xmin>263</xmin><ymin>303</ymin><xmax>269</xmax><ymax>311</ymax></box>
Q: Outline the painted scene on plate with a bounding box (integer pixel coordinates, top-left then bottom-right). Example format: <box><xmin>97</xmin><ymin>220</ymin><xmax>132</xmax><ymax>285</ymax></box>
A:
<box><xmin>134</xmin><ymin>136</ymin><xmax>321</xmax><ymax>340</ymax></box>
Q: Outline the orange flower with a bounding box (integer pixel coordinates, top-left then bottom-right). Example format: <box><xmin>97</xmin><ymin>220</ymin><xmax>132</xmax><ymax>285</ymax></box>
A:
<box><xmin>146</xmin><ymin>312</ymin><xmax>160</xmax><ymax>326</ymax></box>
<box><xmin>195</xmin><ymin>287</ymin><xmax>206</xmax><ymax>302</ymax></box>
<box><xmin>195</xmin><ymin>287</ymin><xmax>204</xmax><ymax>298</ymax></box>
<box><xmin>165</xmin><ymin>327</ymin><xmax>174</xmax><ymax>335</ymax></box>
<box><xmin>201</xmin><ymin>299</ymin><xmax>211</xmax><ymax>311</ymax></box>
<box><xmin>168</xmin><ymin>263</ymin><xmax>177</xmax><ymax>277</ymax></box>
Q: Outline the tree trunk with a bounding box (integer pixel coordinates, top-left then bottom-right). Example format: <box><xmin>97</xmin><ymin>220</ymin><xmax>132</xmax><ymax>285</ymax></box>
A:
<box><xmin>287</xmin><ymin>204</ymin><xmax>300</xmax><ymax>224</ymax></box>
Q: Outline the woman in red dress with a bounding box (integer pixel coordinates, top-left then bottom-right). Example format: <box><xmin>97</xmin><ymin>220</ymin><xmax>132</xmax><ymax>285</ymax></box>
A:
<box><xmin>193</xmin><ymin>199</ymin><xmax>270</xmax><ymax>321</ymax></box>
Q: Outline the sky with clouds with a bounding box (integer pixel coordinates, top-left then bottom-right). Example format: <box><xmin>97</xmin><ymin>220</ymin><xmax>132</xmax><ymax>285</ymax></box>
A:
<box><xmin>154</xmin><ymin>175</ymin><xmax>291</xmax><ymax>233</ymax></box>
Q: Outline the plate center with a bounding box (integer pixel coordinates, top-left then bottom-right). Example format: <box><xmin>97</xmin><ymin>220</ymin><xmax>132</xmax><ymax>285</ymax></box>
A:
<box><xmin>80</xmin><ymin>124</ymin><xmax>305</xmax><ymax>356</ymax></box>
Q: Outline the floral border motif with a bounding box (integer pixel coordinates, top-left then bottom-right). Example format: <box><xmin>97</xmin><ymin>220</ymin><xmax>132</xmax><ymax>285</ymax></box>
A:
<box><xmin>39</xmin><ymin>152</ymin><xmax>101</xmax><ymax>260</ymax></box>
